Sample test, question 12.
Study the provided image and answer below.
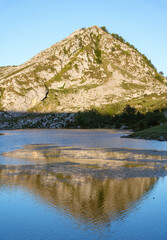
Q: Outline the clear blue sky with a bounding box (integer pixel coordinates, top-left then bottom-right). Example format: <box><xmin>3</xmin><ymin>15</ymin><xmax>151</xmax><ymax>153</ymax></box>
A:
<box><xmin>0</xmin><ymin>0</ymin><xmax>167</xmax><ymax>75</ymax></box>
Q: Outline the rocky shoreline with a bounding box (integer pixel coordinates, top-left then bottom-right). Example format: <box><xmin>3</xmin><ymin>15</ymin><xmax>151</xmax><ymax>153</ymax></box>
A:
<box><xmin>0</xmin><ymin>111</ymin><xmax>167</xmax><ymax>142</ymax></box>
<box><xmin>0</xmin><ymin>112</ymin><xmax>75</xmax><ymax>130</ymax></box>
<box><xmin>122</xmin><ymin>134</ymin><xmax>167</xmax><ymax>141</ymax></box>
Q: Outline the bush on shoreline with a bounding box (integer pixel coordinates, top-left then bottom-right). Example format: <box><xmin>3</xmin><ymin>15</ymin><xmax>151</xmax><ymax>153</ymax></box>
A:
<box><xmin>72</xmin><ymin>105</ymin><xmax>166</xmax><ymax>130</ymax></box>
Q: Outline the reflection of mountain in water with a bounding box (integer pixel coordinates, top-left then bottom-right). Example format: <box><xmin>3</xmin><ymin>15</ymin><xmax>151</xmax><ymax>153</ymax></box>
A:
<box><xmin>0</xmin><ymin>168</ymin><xmax>157</xmax><ymax>227</ymax></box>
<box><xmin>3</xmin><ymin>145</ymin><xmax>167</xmax><ymax>179</ymax></box>
<box><xmin>3</xmin><ymin>144</ymin><xmax>167</xmax><ymax>166</ymax></box>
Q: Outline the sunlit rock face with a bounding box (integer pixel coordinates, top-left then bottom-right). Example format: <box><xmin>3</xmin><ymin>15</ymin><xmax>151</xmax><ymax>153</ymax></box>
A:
<box><xmin>0</xmin><ymin>26</ymin><xmax>166</xmax><ymax>113</ymax></box>
<box><xmin>0</xmin><ymin>168</ymin><xmax>157</xmax><ymax>226</ymax></box>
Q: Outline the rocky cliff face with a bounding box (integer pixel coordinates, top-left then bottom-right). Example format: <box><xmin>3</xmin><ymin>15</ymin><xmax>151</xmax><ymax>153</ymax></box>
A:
<box><xmin>0</xmin><ymin>26</ymin><xmax>166</xmax><ymax>113</ymax></box>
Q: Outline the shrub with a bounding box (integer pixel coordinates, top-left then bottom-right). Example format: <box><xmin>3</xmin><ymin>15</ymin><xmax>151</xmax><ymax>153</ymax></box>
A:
<box><xmin>123</xmin><ymin>105</ymin><xmax>136</xmax><ymax>115</ymax></box>
<box><xmin>94</xmin><ymin>49</ymin><xmax>101</xmax><ymax>58</ymax></box>
<box><xmin>94</xmin><ymin>48</ymin><xmax>102</xmax><ymax>64</ymax></box>
<box><xmin>74</xmin><ymin>109</ymin><xmax>106</xmax><ymax>128</ymax></box>
<box><xmin>145</xmin><ymin>112</ymin><xmax>165</xmax><ymax>126</ymax></box>
<box><xmin>101</xmin><ymin>26</ymin><xmax>109</xmax><ymax>33</ymax></box>
<box><xmin>155</xmin><ymin>72</ymin><xmax>164</xmax><ymax>82</ymax></box>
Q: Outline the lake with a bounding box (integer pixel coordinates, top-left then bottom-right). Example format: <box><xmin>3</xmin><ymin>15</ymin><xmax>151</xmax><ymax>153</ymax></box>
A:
<box><xmin>0</xmin><ymin>129</ymin><xmax>167</xmax><ymax>240</ymax></box>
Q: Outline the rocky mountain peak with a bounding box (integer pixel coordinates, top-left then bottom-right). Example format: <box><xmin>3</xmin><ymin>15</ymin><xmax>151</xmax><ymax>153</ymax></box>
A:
<box><xmin>0</xmin><ymin>26</ymin><xmax>166</xmax><ymax>113</ymax></box>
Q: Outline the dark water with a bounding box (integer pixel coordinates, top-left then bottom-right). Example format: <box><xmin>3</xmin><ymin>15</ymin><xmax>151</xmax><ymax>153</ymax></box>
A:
<box><xmin>0</xmin><ymin>129</ymin><xmax>167</xmax><ymax>240</ymax></box>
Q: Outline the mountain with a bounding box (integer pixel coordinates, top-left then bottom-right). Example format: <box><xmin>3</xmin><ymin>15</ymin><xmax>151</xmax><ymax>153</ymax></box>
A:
<box><xmin>0</xmin><ymin>25</ymin><xmax>166</xmax><ymax>114</ymax></box>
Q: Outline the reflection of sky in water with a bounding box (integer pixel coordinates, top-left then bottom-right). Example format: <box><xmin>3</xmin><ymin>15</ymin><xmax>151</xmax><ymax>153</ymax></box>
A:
<box><xmin>0</xmin><ymin>129</ymin><xmax>167</xmax><ymax>239</ymax></box>
<box><xmin>0</xmin><ymin>173</ymin><xmax>161</xmax><ymax>240</ymax></box>
<box><xmin>0</xmin><ymin>129</ymin><xmax>167</xmax><ymax>153</ymax></box>
<box><xmin>0</xmin><ymin>129</ymin><xmax>167</xmax><ymax>166</ymax></box>
<box><xmin>0</xmin><ymin>174</ymin><xmax>167</xmax><ymax>240</ymax></box>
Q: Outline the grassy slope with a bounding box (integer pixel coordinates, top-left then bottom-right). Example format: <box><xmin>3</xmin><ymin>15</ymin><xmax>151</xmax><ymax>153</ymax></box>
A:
<box><xmin>95</xmin><ymin>93</ymin><xmax>167</xmax><ymax>117</ymax></box>
<box><xmin>128</xmin><ymin>122</ymin><xmax>167</xmax><ymax>140</ymax></box>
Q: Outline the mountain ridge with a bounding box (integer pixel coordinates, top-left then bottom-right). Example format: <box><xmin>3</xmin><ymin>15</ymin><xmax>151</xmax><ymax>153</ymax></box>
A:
<box><xmin>0</xmin><ymin>25</ymin><xmax>166</xmax><ymax>114</ymax></box>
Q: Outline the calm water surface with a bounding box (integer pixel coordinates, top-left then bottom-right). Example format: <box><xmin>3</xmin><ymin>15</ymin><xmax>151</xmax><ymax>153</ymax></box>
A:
<box><xmin>0</xmin><ymin>129</ymin><xmax>167</xmax><ymax>239</ymax></box>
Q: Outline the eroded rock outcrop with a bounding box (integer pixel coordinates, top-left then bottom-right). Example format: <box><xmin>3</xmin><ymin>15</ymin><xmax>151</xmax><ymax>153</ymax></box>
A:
<box><xmin>0</xmin><ymin>26</ymin><xmax>166</xmax><ymax>113</ymax></box>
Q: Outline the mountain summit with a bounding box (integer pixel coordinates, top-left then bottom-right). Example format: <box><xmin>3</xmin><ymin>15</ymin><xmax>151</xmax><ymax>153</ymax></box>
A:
<box><xmin>0</xmin><ymin>26</ymin><xmax>166</xmax><ymax>113</ymax></box>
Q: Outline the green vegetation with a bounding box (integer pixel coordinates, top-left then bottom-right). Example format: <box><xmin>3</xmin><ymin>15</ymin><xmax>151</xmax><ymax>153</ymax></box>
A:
<box><xmin>63</xmin><ymin>47</ymin><xmax>68</xmax><ymax>55</ymax></box>
<box><xmin>47</xmin><ymin>34</ymin><xmax>104</xmax><ymax>86</ymax></box>
<box><xmin>79</xmin><ymin>37</ymin><xmax>84</xmax><ymax>48</ymax></box>
<box><xmin>87</xmin><ymin>65</ymin><xmax>103</xmax><ymax>79</ymax></box>
<box><xmin>47</xmin><ymin>83</ymin><xmax>99</xmax><ymax>96</ymax></box>
<box><xmin>111</xmin><ymin>33</ymin><xmax>158</xmax><ymax>72</ymax></box>
<box><xmin>111</xmin><ymin>64</ymin><xmax>135</xmax><ymax>79</ymax></box>
<box><xmin>74</xmin><ymin>64</ymin><xmax>79</xmax><ymax>71</ymax></box>
<box><xmin>100</xmin><ymin>26</ymin><xmax>109</xmax><ymax>33</ymax></box>
<box><xmin>94</xmin><ymin>48</ymin><xmax>102</xmax><ymax>64</ymax></box>
<box><xmin>90</xmin><ymin>34</ymin><xmax>102</xmax><ymax>64</ymax></box>
<box><xmin>72</xmin><ymin>109</ymin><xmax>111</xmax><ymax>128</ymax></box>
<box><xmin>55</xmin><ymin>87</ymin><xmax>78</xmax><ymax>95</ymax></box>
<box><xmin>0</xmin><ymin>87</ymin><xmax>5</xmax><ymax>99</ymax></box>
<box><xmin>47</xmin><ymin>55</ymin><xmax>58</xmax><ymax>62</ymax></box>
<box><xmin>96</xmin><ymin>102</ymin><xmax>124</xmax><ymax>116</ymax></box>
<box><xmin>100</xmin><ymin>26</ymin><xmax>164</xmax><ymax>81</ymax></box>
<box><xmin>71</xmin><ymin>105</ymin><xmax>166</xmax><ymax>131</ymax></box>
<box><xmin>47</xmin><ymin>46</ymin><xmax>87</xmax><ymax>86</ymax></box>
<box><xmin>121</xmin><ymin>82</ymin><xmax>145</xmax><ymax>90</ymax></box>
<box><xmin>154</xmin><ymin>72</ymin><xmax>164</xmax><ymax>82</ymax></box>
<box><xmin>4</xmin><ymin>64</ymin><xmax>34</xmax><ymax>79</ymax></box>
<box><xmin>99</xmin><ymin>93</ymin><xmax>167</xmax><ymax>115</ymax></box>
<box><xmin>141</xmin><ymin>54</ymin><xmax>156</xmax><ymax>71</ymax></box>
<box><xmin>121</xmin><ymin>50</ymin><xmax>130</xmax><ymax>56</ymax></box>
<box><xmin>128</xmin><ymin>122</ymin><xmax>167</xmax><ymax>140</ymax></box>
<box><xmin>126</xmin><ymin>93</ymin><xmax>167</xmax><ymax>113</ymax></box>
<box><xmin>0</xmin><ymin>87</ymin><xmax>5</xmax><ymax>110</ymax></box>
<box><xmin>29</xmin><ymin>89</ymin><xmax>60</xmax><ymax>113</ymax></box>
<box><xmin>48</xmin><ymin>61</ymin><xmax>72</xmax><ymax>84</ymax></box>
<box><xmin>34</xmin><ymin>64</ymin><xmax>55</xmax><ymax>73</ymax></box>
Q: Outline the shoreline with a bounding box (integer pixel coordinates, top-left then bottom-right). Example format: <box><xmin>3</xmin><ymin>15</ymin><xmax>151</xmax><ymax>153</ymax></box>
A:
<box><xmin>1</xmin><ymin>126</ymin><xmax>167</xmax><ymax>141</ymax></box>
<box><xmin>122</xmin><ymin>134</ymin><xmax>167</xmax><ymax>141</ymax></box>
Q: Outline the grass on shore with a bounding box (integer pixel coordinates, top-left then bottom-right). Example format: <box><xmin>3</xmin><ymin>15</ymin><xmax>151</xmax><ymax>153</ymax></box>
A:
<box><xmin>128</xmin><ymin>122</ymin><xmax>167</xmax><ymax>140</ymax></box>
